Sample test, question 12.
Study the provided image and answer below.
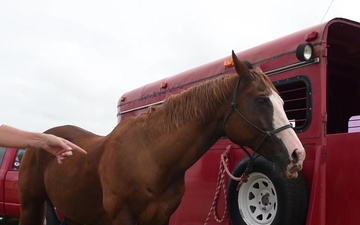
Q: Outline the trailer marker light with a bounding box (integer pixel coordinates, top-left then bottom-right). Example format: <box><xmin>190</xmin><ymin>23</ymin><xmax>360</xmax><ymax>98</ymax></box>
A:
<box><xmin>161</xmin><ymin>82</ymin><xmax>168</xmax><ymax>88</ymax></box>
<box><xmin>224</xmin><ymin>58</ymin><xmax>233</xmax><ymax>67</ymax></box>
<box><xmin>305</xmin><ymin>31</ymin><xmax>318</xmax><ymax>42</ymax></box>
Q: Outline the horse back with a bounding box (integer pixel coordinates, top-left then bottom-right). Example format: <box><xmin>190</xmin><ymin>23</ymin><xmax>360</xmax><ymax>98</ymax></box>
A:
<box><xmin>45</xmin><ymin>124</ymin><xmax>102</xmax><ymax>144</ymax></box>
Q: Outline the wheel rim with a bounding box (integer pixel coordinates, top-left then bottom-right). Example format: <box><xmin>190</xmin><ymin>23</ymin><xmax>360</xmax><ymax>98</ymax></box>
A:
<box><xmin>237</xmin><ymin>172</ymin><xmax>277</xmax><ymax>225</ymax></box>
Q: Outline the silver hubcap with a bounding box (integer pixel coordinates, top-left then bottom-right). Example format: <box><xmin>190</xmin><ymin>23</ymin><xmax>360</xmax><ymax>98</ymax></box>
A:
<box><xmin>237</xmin><ymin>172</ymin><xmax>277</xmax><ymax>224</ymax></box>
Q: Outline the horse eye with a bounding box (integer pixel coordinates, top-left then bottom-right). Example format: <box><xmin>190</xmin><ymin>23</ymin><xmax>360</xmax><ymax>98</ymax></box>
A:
<box><xmin>256</xmin><ymin>97</ymin><xmax>270</xmax><ymax>105</ymax></box>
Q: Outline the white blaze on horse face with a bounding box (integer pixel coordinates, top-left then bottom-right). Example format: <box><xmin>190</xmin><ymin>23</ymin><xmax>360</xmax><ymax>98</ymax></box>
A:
<box><xmin>269</xmin><ymin>90</ymin><xmax>306</xmax><ymax>177</ymax></box>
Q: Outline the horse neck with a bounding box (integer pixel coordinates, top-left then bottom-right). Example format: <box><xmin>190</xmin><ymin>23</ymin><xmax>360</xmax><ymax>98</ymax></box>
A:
<box><xmin>108</xmin><ymin>75</ymin><xmax>238</xmax><ymax>177</ymax></box>
<box><xmin>143</xmin><ymin>75</ymin><xmax>237</xmax><ymax>173</ymax></box>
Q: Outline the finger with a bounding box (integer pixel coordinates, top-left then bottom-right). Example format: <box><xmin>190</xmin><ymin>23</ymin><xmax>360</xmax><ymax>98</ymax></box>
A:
<box><xmin>57</xmin><ymin>139</ymin><xmax>73</xmax><ymax>151</ymax></box>
<box><xmin>60</xmin><ymin>151</ymin><xmax>73</xmax><ymax>157</ymax></box>
<box><xmin>63</xmin><ymin>140</ymin><xmax>87</xmax><ymax>154</ymax></box>
<box><xmin>57</xmin><ymin>155</ymin><xmax>66</xmax><ymax>164</ymax></box>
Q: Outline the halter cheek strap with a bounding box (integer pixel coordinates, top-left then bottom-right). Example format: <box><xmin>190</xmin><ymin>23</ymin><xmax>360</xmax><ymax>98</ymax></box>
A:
<box><xmin>223</xmin><ymin>76</ymin><xmax>242</xmax><ymax>127</ymax></box>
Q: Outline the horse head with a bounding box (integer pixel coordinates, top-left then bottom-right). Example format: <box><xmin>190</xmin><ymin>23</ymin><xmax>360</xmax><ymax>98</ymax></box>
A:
<box><xmin>224</xmin><ymin>51</ymin><xmax>306</xmax><ymax>179</ymax></box>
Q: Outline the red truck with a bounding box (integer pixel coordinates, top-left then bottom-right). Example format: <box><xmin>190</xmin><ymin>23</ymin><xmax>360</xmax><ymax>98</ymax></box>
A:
<box><xmin>0</xmin><ymin>148</ymin><xmax>61</xmax><ymax>224</ymax></box>
<box><xmin>0</xmin><ymin>147</ymin><xmax>24</xmax><ymax>222</ymax></box>
<box><xmin>117</xmin><ymin>17</ymin><xmax>360</xmax><ymax>225</ymax></box>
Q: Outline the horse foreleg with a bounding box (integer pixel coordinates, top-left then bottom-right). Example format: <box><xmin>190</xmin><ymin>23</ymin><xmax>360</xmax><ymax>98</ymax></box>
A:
<box><xmin>111</xmin><ymin>211</ymin><xmax>138</xmax><ymax>225</ymax></box>
<box><xmin>20</xmin><ymin>199</ymin><xmax>45</xmax><ymax>225</ymax></box>
<box><xmin>102</xmin><ymin>202</ymin><xmax>137</xmax><ymax>225</ymax></box>
<box><xmin>61</xmin><ymin>217</ymin><xmax>83</xmax><ymax>225</ymax></box>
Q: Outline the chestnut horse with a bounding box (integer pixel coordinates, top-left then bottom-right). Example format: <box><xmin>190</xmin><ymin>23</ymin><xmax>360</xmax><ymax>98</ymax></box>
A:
<box><xmin>19</xmin><ymin>51</ymin><xmax>305</xmax><ymax>225</ymax></box>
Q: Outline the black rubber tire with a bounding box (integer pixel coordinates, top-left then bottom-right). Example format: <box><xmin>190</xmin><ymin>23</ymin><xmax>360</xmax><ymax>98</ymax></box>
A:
<box><xmin>227</xmin><ymin>156</ymin><xmax>308</xmax><ymax>225</ymax></box>
<box><xmin>45</xmin><ymin>199</ymin><xmax>61</xmax><ymax>225</ymax></box>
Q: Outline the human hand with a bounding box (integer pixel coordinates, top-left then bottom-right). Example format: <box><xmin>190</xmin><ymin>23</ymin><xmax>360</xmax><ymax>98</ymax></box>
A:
<box><xmin>42</xmin><ymin>134</ymin><xmax>87</xmax><ymax>164</ymax></box>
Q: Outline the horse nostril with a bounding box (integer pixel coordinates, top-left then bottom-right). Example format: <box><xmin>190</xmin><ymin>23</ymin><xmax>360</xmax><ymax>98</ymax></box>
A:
<box><xmin>291</xmin><ymin>149</ymin><xmax>299</xmax><ymax>164</ymax></box>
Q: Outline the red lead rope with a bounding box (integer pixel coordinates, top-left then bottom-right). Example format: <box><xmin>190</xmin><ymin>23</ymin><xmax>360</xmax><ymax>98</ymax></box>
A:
<box><xmin>204</xmin><ymin>148</ymin><xmax>250</xmax><ymax>225</ymax></box>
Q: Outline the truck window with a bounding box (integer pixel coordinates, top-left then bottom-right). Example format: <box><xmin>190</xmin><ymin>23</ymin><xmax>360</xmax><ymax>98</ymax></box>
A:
<box><xmin>12</xmin><ymin>149</ymin><xmax>25</xmax><ymax>170</ymax></box>
<box><xmin>0</xmin><ymin>147</ymin><xmax>6</xmax><ymax>166</ymax></box>
<box><xmin>274</xmin><ymin>76</ymin><xmax>312</xmax><ymax>132</ymax></box>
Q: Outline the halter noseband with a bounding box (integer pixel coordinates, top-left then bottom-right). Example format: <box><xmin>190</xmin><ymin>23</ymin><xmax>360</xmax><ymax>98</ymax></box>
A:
<box><xmin>223</xmin><ymin>75</ymin><xmax>294</xmax><ymax>162</ymax></box>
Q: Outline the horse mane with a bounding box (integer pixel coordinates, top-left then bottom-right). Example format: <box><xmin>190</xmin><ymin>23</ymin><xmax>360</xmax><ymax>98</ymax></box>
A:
<box><xmin>145</xmin><ymin>66</ymin><xmax>274</xmax><ymax>131</ymax></box>
<box><xmin>162</xmin><ymin>75</ymin><xmax>233</xmax><ymax>130</ymax></box>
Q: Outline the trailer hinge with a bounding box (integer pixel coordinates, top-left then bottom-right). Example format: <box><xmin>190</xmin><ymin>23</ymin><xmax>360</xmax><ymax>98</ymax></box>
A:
<box><xmin>322</xmin><ymin>113</ymin><xmax>328</xmax><ymax>122</ymax></box>
<box><xmin>321</xmin><ymin>146</ymin><xmax>326</xmax><ymax>164</ymax></box>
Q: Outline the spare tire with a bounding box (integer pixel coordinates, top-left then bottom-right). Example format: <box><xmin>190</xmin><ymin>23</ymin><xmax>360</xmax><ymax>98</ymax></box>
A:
<box><xmin>227</xmin><ymin>156</ymin><xmax>308</xmax><ymax>225</ymax></box>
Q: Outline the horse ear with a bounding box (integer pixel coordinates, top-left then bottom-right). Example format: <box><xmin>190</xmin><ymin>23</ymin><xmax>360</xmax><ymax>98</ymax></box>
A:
<box><xmin>232</xmin><ymin>50</ymin><xmax>251</xmax><ymax>78</ymax></box>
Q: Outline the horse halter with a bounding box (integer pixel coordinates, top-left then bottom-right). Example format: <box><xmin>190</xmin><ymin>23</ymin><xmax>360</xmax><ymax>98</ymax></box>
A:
<box><xmin>223</xmin><ymin>75</ymin><xmax>294</xmax><ymax>162</ymax></box>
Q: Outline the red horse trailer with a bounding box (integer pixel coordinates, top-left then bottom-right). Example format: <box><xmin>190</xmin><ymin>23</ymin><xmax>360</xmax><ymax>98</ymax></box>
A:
<box><xmin>117</xmin><ymin>17</ymin><xmax>360</xmax><ymax>225</ymax></box>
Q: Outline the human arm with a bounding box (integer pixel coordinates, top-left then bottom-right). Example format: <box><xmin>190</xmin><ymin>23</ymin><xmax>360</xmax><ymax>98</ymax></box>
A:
<box><xmin>0</xmin><ymin>124</ymin><xmax>86</xmax><ymax>164</ymax></box>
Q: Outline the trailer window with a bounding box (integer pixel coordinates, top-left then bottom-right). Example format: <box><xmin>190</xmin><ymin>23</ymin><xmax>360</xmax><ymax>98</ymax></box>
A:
<box><xmin>327</xmin><ymin>60</ymin><xmax>360</xmax><ymax>134</ymax></box>
<box><xmin>274</xmin><ymin>76</ymin><xmax>312</xmax><ymax>132</ymax></box>
<box><xmin>326</xmin><ymin>22</ymin><xmax>360</xmax><ymax>134</ymax></box>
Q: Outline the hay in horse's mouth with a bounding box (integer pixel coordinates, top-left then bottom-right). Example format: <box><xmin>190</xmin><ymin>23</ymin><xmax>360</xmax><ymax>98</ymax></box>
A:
<box><xmin>286</xmin><ymin>170</ymin><xmax>299</xmax><ymax>179</ymax></box>
<box><xmin>289</xmin><ymin>164</ymin><xmax>302</xmax><ymax>172</ymax></box>
<box><xmin>287</xmin><ymin>164</ymin><xmax>302</xmax><ymax>179</ymax></box>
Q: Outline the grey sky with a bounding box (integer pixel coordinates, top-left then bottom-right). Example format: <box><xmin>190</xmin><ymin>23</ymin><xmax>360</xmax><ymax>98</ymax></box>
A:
<box><xmin>0</xmin><ymin>0</ymin><xmax>358</xmax><ymax>135</ymax></box>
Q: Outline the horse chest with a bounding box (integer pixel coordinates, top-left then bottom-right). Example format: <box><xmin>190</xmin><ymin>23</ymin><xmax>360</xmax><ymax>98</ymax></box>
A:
<box><xmin>137</xmin><ymin>184</ymin><xmax>184</xmax><ymax>225</ymax></box>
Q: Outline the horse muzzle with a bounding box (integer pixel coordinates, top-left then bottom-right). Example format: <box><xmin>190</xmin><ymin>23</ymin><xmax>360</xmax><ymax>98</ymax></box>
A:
<box><xmin>285</xmin><ymin>149</ymin><xmax>305</xmax><ymax>179</ymax></box>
